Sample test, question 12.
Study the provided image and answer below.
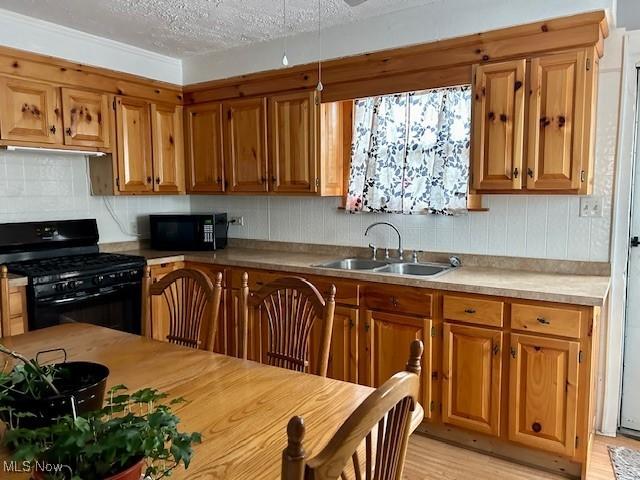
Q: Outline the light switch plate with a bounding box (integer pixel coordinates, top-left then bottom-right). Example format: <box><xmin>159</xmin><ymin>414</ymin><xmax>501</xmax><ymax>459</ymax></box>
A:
<box><xmin>230</xmin><ymin>216</ymin><xmax>245</xmax><ymax>226</ymax></box>
<box><xmin>580</xmin><ymin>196</ymin><xmax>603</xmax><ymax>218</ymax></box>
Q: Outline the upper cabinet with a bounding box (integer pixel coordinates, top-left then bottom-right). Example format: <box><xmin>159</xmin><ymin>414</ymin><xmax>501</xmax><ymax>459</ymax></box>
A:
<box><xmin>269</xmin><ymin>91</ymin><xmax>317</xmax><ymax>194</ymax></box>
<box><xmin>151</xmin><ymin>103</ymin><xmax>184</xmax><ymax>194</ymax></box>
<box><xmin>471</xmin><ymin>60</ymin><xmax>525</xmax><ymax>191</ymax></box>
<box><xmin>0</xmin><ymin>77</ymin><xmax>62</xmax><ymax>145</ymax></box>
<box><xmin>527</xmin><ymin>50</ymin><xmax>595</xmax><ymax>193</ymax></box>
<box><xmin>183</xmin><ymin>93</ymin><xmax>349</xmax><ymax>197</ymax></box>
<box><xmin>184</xmin><ymin>102</ymin><xmax>225</xmax><ymax>193</ymax></box>
<box><xmin>471</xmin><ymin>47</ymin><xmax>598</xmax><ymax>195</ymax></box>
<box><xmin>224</xmin><ymin>97</ymin><xmax>269</xmax><ymax>193</ymax></box>
<box><xmin>61</xmin><ymin>88</ymin><xmax>111</xmax><ymax>148</ymax></box>
<box><xmin>114</xmin><ymin>96</ymin><xmax>154</xmax><ymax>193</ymax></box>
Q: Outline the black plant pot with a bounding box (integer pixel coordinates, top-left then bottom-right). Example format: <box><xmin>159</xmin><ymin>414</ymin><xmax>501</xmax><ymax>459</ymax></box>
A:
<box><xmin>2</xmin><ymin>361</ymin><xmax>110</xmax><ymax>430</ymax></box>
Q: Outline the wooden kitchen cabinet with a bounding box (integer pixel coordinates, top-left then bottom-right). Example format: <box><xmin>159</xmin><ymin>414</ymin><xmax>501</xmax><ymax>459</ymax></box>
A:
<box><xmin>114</xmin><ymin>96</ymin><xmax>153</xmax><ymax>193</ymax></box>
<box><xmin>442</xmin><ymin>323</ymin><xmax>503</xmax><ymax>436</ymax></box>
<box><xmin>269</xmin><ymin>91</ymin><xmax>318</xmax><ymax>193</ymax></box>
<box><xmin>0</xmin><ymin>77</ymin><xmax>62</xmax><ymax>144</ymax></box>
<box><xmin>224</xmin><ymin>97</ymin><xmax>269</xmax><ymax>193</ymax></box>
<box><xmin>151</xmin><ymin>103</ymin><xmax>184</xmax><ymax>193</ymax></box>
<box><xmin>509</xmin><ymin>333</ymin><xmax>580</xmax><ymax>457</ymax></box>
<box><xmin>309</xmin><ymin>306</ymin><xmax>359</xmax><ymax>383</ymax></box>
<box><xmin>184</xmin><ymin>102</ymin><xmax>225</xmax><ymax>193</ymax></box>
<box><xmin>61</xmin><ymin>88</ymin><xmax>111</xmax><ymax>148</ymax></box>
<box><xmin>148</xmin><ymin>262</ymin><xmax>184</xmax><ymax>342</ymax></box>
<box><xmin>471</xmin><ymin>59</ymin><xmax>526</xmax><ymax>191</ymax></box>
<box><xmin>527</xmin><ymin>49</ymin><xmax>595</xmax><ymax>192</ymax></box>
<box><xmin>361</xmin><ymin>310</ymin><xmax>432</xmax><ymax>414</ymax></box>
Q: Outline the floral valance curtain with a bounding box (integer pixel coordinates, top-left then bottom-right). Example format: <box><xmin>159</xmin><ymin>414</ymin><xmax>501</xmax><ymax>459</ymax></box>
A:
<box><xmin>346</xmin><ymin>85</ymin><xmax>471</xmax><ymax>215</ymax></box>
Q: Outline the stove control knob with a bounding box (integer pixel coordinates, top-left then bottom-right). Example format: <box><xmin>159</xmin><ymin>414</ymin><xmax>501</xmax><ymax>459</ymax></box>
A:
<box><xmin>54</xmin><ymin>283</ymin><xmax>65</xmax><ymax>292</ymax></box>
<box><xmin>129</xmin><ymin>270</ymin><xmax>138</xmax><ymax>278</ymax></box>
<box><xmin>67</xmin><ymin>281</ymin><xmax>78</xmax><ymax>290</ymax></box>
<box><xmin>93</xmin><ymin>275</ymin><xmax>104</xmax><ymax>286</ymax></box>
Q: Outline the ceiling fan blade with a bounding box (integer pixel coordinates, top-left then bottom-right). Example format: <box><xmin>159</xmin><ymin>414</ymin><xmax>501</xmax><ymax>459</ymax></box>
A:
<box><xmin>344</xmin><ymin>0</ymin><xmax>369</xmax><ymax>6</ymax></box>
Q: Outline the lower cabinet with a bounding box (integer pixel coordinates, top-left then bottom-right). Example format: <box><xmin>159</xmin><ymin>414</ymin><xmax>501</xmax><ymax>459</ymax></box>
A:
<box><xmin>442</xmin><ymin>323</ymin><xmax>503</xmax><ymax>436</ymax></box>
<box><xmin>509</xmin><ymin>333</ymin><xmax>580</xmax><ymax>457</ymax></box>
<box><xmin>361</xmin><ymin>310</ymin><xmax>432</xmax><ymax>414</ymax></box>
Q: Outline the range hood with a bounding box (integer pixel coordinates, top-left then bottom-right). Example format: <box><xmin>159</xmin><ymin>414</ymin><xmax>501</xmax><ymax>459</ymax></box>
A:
<box><xmin>0</xmin><ymin>145</ymin><xmax>107</xmax><ymax>157</ymax></box>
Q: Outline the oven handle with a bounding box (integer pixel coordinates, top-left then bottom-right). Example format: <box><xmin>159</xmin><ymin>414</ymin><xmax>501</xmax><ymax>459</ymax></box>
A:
<box><xmin>39</xmin><ymin>288</ymin><xmax>121</xmax><ymax>306</ymax></box>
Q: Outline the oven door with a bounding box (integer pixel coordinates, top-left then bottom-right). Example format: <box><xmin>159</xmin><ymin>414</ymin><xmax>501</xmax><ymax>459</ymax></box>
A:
<box><xmin>29</xmin><ymin>283</ymin><xmax>141</xmax><ymax>334</ymax></box>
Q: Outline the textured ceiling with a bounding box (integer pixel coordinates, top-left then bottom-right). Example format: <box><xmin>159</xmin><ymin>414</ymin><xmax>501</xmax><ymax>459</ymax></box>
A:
<box><xmin>0</xmin><ymin>0</ymin><xmax>439</xmax><ymax>58</ymax></box>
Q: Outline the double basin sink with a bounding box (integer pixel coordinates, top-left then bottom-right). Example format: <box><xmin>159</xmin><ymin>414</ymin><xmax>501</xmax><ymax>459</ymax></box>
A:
<box><xmin>315</xmin><ymin>258</ymin><xmax>452</xmax><ymax>277</ymax></box>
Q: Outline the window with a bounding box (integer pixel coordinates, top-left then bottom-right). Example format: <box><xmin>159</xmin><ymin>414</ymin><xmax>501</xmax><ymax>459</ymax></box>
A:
<box><xmin>346</xmin><ymin>85</ymin><xmax>471</xmax><ymax>215</ymax></box>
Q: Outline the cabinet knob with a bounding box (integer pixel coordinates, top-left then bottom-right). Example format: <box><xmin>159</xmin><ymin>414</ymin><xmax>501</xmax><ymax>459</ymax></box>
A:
<box><xmin>531</xmin><ymin>422</ymin><xmax>542</xmax><ymax>433</ymax></box>
<box><xmin>146</xmin><ymin>176</ymin><xmax>152</xmax><ymax>184</ymax></box>
<box><xmin>527</xmin><ymin>168</ymin><xmax>534</xmax><ymax>178</ymax></box>
<box><xmin>271</xmin><ymin>175</ymin><xmax>277</xmax><ymax>183</ymax></box>
<box><xmin>155</xmin><ymin>177</ymin><xmax>161</xmax><ymax>184</ymax></box>
<box><xmin>65</xmin><ymin>127</ymin><xmax>72</xmax><ymax>136</ymax></box>
<box><xmin>49</xmin><ymin>125</ymin><xmax>57</xmax><ymax>134</ymax></box>
<box><xmin>537</xmin><ymin>317</ymin><xmax>550</xmax><ymax>325</ymax></box>
<box><xmin>216</xmin><ymin>177</ymin><xmax>222</xmax><ymax>184</ymax></box>
<box><xmin>464</xmin><ymin>308</ymin><xmax>476</xmax><ymax>314</ymax></box>
<box><xmin>513</xmin><ymin>168</ymin><xmax>519</xmax><ymax>178</ymax></box>
<box><xmin>390</xmin><ymin>296</ymin><xmax>399</xmax><ymax>307</ymax></box>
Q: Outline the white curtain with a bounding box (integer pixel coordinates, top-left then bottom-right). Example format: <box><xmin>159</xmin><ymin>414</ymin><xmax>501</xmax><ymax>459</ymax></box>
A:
<box><xmin>346</xmin><ymin>85</ymin><xmax>471</xmax><ymax>215</ymax></box>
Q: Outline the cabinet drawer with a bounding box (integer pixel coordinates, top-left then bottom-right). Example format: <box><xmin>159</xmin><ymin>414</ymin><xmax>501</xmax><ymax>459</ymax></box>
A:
<box><xmin>511</xmin><ymin>303</ymin><xmax>582</xmax><ymax>338</ymax></box>
<box><xmin>443</xmin><ymin>295</ymin><xmax>504</xmax><ymax>327</ymax></box>
<box><xmin>8</xmin><ymin>290</ymin><xmax>23</xmax><ymax>317</ymax></box>
<box><xmin>187</xmin><ymin>262</ymin><xmax>226</xmax><ymax>287</ymax></box>
<box><xmin>230</xmin><ymin>270</ymin><xmax>357</xmax><ymax>305</ymax></box>
<box><xmin>363</xmin><ymin>285</ymin><xmax>432</xmax><ymax>317</ymax></box>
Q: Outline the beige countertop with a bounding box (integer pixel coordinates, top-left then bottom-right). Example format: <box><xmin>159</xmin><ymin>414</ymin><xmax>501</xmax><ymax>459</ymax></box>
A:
<box><xmin>8</xmin><ymin>273</ymin><xmax>27</xmax><ymax>288</ymax></box>
<box><xmin>122</xmin><ymin>247</ymin><xmax>610</xmax><ymax>306</ymax></box>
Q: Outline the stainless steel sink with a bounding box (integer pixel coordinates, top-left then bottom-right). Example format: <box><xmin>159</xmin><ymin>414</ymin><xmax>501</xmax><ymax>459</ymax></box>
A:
<box><xmin>315</xmin><ymin>258</ymin><xmax>452</xmax><ymax>277</ymax></box>
<box><xmin>376</xmin><ymin>262</ymin><xmax>450</xmax><ymax>276</ymax></box>
<box><xmin>316</xmin><ymin>258</ymin><xmax>388</xmax><ymax>270</ymax></box>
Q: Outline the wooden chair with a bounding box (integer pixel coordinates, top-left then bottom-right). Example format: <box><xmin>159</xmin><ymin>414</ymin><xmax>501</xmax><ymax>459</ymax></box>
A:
<box><xmin>142</xmin><ymin>266</ymin><xmax>223</xmax><ymax>351</ymax></box>
<box><xmin>0</xmin><ymin>266</ymin><xmax>10</xmax><ymax>337</ymax></box>
<box><xmin>281</xmin><ymin>340</ymin><xmax>424</xmax><ymax>480</ymax></box>
<box><xmin>239</xmin><ymin>274</ymin><xmax>336</xmax><ymax>376</ymax></box>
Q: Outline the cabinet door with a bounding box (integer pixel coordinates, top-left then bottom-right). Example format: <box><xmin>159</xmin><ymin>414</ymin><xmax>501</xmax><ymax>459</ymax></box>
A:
<box><xmin>471</xmin><ymin>60</ymin><xmax>525</xmax><ymax>191</ymax></box>
<box><xmin>115</xmin><ymin>97</ymin><xmax>153</xmax><ymax>193</ymax></box>
<box><xmin>151</xmin><ymin>103</ymin><xmax>184</xmax><ymax>193</ymax></box>
<box><xmin>224</xmin><ymin>98</ymin><xmax>268</xmax><ymax>193</ymax></box>
<box><xmin>61</xmin><ymin>88</ymin><xmax>110</xmax><ymax>148</ymax></box>
<box><xmin>309</xmin><ymin>306</ymin><xmax>358</xmax><ymax>382</ymax></box>
<box><xmin>442</xmin><ymin>323</ymin><xmax>503</xmax><ymax>436</ymax></box>
<box><xmin>509</xmin><ymin>333</ymin><xmax>580</xmax><ymax>456</ymax></box>
<box><xmin>0</xmin><ymin>77</ymin><xmax>62</xmax><ymax>144</ymax></box>
<box><xmin>269</xmin><ymin>91</ymin><xmax>318</xmax><ymax>193</ymax></box>
<box><xmin>362</xmin><ymin>310</ymin><xmax>432</xmax><ymax>415</ymax></box>
<box><xmin>185</xmin><ymin>103</ymin><xmax>225</xmax><ymax>193</ymax></box>
<box><xmin>527</xmin><ymin>50</ymin><xmax>587</xmax><ymax>191</ymax></box>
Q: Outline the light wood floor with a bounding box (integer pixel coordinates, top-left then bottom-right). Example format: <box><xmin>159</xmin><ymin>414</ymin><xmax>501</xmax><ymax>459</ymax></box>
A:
<box><xmin>404</xmin><ymin>433</ymin><xmax>640</xmax><ymax>479</ymax></box>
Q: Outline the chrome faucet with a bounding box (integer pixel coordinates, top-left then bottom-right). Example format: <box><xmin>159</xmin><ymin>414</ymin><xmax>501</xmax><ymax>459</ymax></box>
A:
<box><xmin>365</xmin><ymin>222</ymin><xmax>403</xmax><ymax>261</ymax></box>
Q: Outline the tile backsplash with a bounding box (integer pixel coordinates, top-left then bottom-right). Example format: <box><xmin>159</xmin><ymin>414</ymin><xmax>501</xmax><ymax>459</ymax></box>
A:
<box><xmin>0</xmin><ymin>151</ymin><xmax>190</xmax><ymax>244</ymax></box>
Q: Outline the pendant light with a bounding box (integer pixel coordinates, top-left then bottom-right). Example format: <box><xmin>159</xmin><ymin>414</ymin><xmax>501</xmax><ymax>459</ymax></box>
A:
<box><xmin>281</xmin><ymin>0</ymin><xmax>289</xmax><ymax>66</ymax></box>
<box><xmin>316</xmin><ymin>0</ymin><xmax>323</xmax><ymax>91</ymax></box>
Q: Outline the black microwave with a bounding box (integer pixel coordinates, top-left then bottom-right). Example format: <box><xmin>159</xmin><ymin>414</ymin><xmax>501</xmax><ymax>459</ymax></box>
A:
<box><xmin>149</xmin><ymin>213</ymin><xmax>228</xmax><ymax>251</ymax></box>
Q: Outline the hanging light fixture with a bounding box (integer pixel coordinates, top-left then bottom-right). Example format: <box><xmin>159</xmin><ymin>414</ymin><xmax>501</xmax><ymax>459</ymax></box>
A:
<box><xmin>316</xmin><ymin>0</ymin><xmax>323</xmax><ymax>91</ymax></box>
<box><xmin>281</xmin><ymin>0</ymin><xmax>289</xmax><ymax>66</ymax></box>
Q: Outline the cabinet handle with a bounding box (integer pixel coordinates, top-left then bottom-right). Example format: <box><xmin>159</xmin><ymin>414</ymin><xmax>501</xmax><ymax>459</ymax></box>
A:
<box><xmin>531</xmin><ymin>422</ymin><xmax>542</xmax><ymax>433</ymax></box>
<box><xmin>390</xmin><ymin>296</ymin><xmax>399</xmax><ymax>307</ymax></box>
<box><xmin>146</xmin><ymin>176</ymin><xmax>152</xmax><ymax>184</ymax></box>
<box><xmin>513</xmin><ymin>168</ymin><xmax>519</xmax><ymax>178</ymax></box>
<box><xmin>464</xmin><ymin>308</ymin><xmax>476</xmax><ymax>314</ymax></box>
<box><xmin>537</xmin><ymin>317</ymin><xmax>550</xmax><ymax>325</ymax></box>
<box><xmin>49</xmin><ymin>125</ymin><xmax>57</xmax><ymax>134</ymax></box>
<box><xmin>527</xmin><ymin>168</ymin><xmax>534</xmax><ymax>178</ymax></box>
<box><xmin>65</xmin><ymin>127</ymin><xmax>72</xmax><ymax>136</ymax></box>
<box><xmin>492</xmin><ymin>344</ymin><xmax>500</xmax><ymax>356</ymax></box>
<box><xmin>155</xmin><ymin>177</ymin><xmax>161</xmax><ymax>184</ymax></box>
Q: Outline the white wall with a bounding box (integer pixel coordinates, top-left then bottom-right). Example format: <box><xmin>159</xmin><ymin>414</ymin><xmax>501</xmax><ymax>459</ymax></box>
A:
<box><xmin>190</xmin><ymin>31</ymin><xmax>623</xmax><ymax>263</ymax></box>
<box><xmin>0</xmin><ymin>150</ymin><xmax>189</xmax><ymax>244</ymax></box>
<box><xmin>183</xmin><ymin>0</ymin><xmax>615</xmax><ymax>83</ymax></box>
<box><xmin>0</xmin><ymin>8</ymin><xmax>182</xmax><ymax>84</ymax></box>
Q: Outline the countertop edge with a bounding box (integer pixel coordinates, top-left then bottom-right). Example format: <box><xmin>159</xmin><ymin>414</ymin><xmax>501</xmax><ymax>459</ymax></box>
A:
<box><xmin>143</xmin><ymin>252</ymin><xmax>610</xmax><ymax>307</ymax></box>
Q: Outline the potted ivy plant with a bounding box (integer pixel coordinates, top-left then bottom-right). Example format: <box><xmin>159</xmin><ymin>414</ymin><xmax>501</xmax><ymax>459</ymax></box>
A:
<box><xmin>5</xmin><ymin>385</ymin><xmax>202</xmax><ymax>480</ymax></box>
<box><xmin>0</xmin><ymin>344</ymin><xmax>109</xmax><ymax>430</ymax></box>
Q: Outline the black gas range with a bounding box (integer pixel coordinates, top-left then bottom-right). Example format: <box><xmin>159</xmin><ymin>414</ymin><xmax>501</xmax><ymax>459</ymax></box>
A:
<box><xmin>0</xmin><ymin>219</ymin><xmax>145</xmax><ymax>334</ymax></box>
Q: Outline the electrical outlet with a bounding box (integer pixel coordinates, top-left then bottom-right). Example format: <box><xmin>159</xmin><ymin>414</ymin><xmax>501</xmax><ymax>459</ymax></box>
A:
<box><xmin>230</xmin><ymin>216</ymin><xmax>245</xmax><ymax>226</ymax></box>
<box><xmin>579</xmin><ymin>196</ymin><xmax>603</xmax><ymax>218</ymax></box>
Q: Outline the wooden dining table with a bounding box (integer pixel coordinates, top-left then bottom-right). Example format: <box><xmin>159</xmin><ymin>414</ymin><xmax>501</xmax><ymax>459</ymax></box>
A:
<box><xmin>0</xmin><ymin>324</ymin><xmax>423</xmax><ymax>479</ymax></box>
